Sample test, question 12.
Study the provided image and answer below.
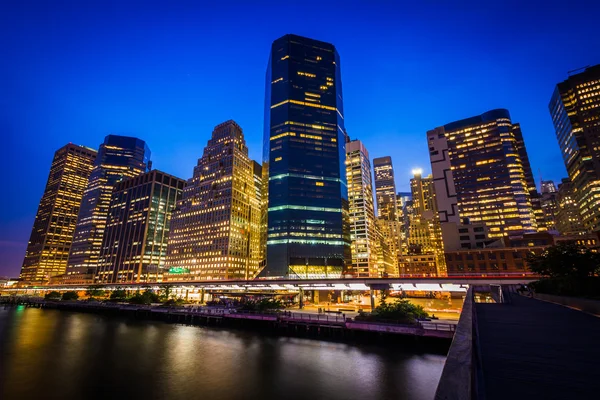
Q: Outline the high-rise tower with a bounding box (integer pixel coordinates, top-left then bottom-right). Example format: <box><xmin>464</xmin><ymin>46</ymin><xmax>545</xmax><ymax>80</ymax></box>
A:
<box><xmin>20</xmin><ymin>144</ymin><xmax>97</xmax><ymax>283</ymax></box>
<box><xmin>262</xmin><ymin>34</ymin><xmax>351</xmax><ymax>278</ymax></box>
<box><xmin>96</xmin><ymin>170</ymin><xmax>185</xmax><ymax>283</ymax></box>
<box><xmin>65</xmin><ymin>135</ymin><xmax>151</xmax><ymax>282</ymax></box>
<box><xmin>346</xmin><ymin>140</ymin><xmax>378</xmax><ymax>277</ymax></box>
<box><xmin>428</xmin><ymin>109</ymin><xmax>538</xmax><ymax>241</ymax></box>
<box><xmin>165</xmin><ymin>121</ymin><xmax>262</xmax><ymax>280</ymax></box>
<box><xmin>373</xmin><ymin>157</ymin><xmax>398</xmax><ymax>220</ymax></box>
<box><xmin>550</xmin><ymin>65</ymin><xmax>600</xmax><ymax>232</ymax></box>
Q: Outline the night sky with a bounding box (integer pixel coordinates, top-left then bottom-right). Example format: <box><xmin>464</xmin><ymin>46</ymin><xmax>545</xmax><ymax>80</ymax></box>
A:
<box><xmin>2</xmin><ymin>0</ymin><xmax>600</xmax><ymax>277</ymax></box>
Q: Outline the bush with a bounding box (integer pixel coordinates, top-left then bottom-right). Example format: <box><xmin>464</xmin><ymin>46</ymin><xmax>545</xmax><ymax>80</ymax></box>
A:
<box><xmin>355</xmin><ymin>299</ymin><xmax>428</xmax><ymax>324</ymax></box>
<box><xmin>45</xmin><ymin>291</ymin><xmax>62</xmax><ymax>301</ymax></box>
<box><xmin>239</xmin><ymin>298</ymin><xmax>285</xmax><ymax>312</ymax></box>
<box><xmin>110</xmin><ymin>289</ymin><xmax>128</xmax><ymax>300</ymax></box>
<box><xmin>129</xmin><ymin>290</ymin><xmax>160</xmax><ymax>305</ymax></box>
<box><xmin>61</xmin><ymin>291</ymin><xmax>79</xmax><ymax>301</ymax></box>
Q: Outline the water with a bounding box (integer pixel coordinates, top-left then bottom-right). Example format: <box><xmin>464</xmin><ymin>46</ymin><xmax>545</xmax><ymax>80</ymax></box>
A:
<box><xmin>0</xmin><ymin>307</ymin><xmax>446</xmax><ymax>400</ymax></box>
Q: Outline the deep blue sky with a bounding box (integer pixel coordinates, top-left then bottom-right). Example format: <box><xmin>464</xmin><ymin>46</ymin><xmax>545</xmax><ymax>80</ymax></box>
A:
<box><xmin>2</xmin><ymin>0</ymin><xmax>599</xmax><ymax>277</ymax></box>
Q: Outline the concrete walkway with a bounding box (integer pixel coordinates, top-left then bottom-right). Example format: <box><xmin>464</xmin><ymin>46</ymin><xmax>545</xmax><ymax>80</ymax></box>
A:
<box><xmin>475</xmin><ymin>292</ymin><xmax>600</xmax><ymax>399</ymax></box>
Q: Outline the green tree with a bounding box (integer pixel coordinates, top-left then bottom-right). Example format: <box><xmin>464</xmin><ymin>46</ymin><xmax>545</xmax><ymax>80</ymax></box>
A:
<box><xmin>61</xmin><ymin>291</ymin><xmax>79</xmax><ymax>301</ymax></box>
<box><xmin>110</xmin><ymin>289</ymin><xmax>128</xmax><ymax>300</ymax></box>
<box><xmin>159</xmin><ymin>284</ymin><xmax>173</xmax><ymax>301</ymax></box>
<box><xmin>526</xmin><ymin>242</ymin><xmax>600</xmax><ymax>279</ymax></box>
<box><xmin>85</xmin><ymin>285</ymin><xmax>106</xmax><ymax>298</ymax></box>
<box><xmin>129</xmin><ymin>290</ymin><xmax>160</xmax><ymax>305</ymax></box>
<box><xmin>357</xmin><ymin>299</ymin><xmax>428</xmax><ymax>324</ymax></box>
<box><xmin>45</xmin><ymin>291</ymin><xmax>61</xmax><ymax>301</ymax></box>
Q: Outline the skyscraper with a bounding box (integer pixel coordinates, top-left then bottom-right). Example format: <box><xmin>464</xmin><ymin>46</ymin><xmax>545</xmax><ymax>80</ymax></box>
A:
<box><xmin>373</xmin><ymin>157</ymin><xmax>398</xmax><ymax>220</ymax></box>
<box><xmin>95</xmin><ymin>170</ymin><xmax>185</xmax><ymax>283</ymax></box>
<box><xmin>346</xmin><ymin>140</ymin><xmax>378</xmax><ymax>277</ymax></box>
<box><xmin>428</xmin><ymin>109</ymin><xmax>538</xmax><ymax>242</ymax></box>
<box><xmin>165</xmin><ymin>121</ymin><xmax>262</xmax><ymax>280</ymax></box>
<box><xmin>556</xmin><ymin>178</ymin><xmax>586</xmax><ymax>235</ymax></box>
<box><xmin>261</xmin><ymin>34</ymin><xmax>350</xmax><ymax>278</ymax></box>
<box><xmin>405</xmin><ymin>170</ymin><xmax>446</xmax><ymax>276</ymax></box>
<box><xmin>549</xmin><ymin>65</ymin><xmax>600</xmax><ymax>232</ymax></box>
<box><xmin>373</xmin><ymin>156</ymin><xmax>402</xmax><ymax>274</ymax></box>
<box><xmin>20</xmin><ymin>144</ymin><xmax>97</xmax><ymax>283</ymax></box>
<box><xmin>65</xmin><ymin>135</ymin><xmax>151</xmax><ymax>282</ymax></box>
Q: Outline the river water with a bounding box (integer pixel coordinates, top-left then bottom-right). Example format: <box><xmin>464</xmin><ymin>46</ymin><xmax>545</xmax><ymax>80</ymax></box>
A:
<box><xmin>0</xmin><ymin>307</ymin><xmax>445</xmax><ymax>400</ymax></box>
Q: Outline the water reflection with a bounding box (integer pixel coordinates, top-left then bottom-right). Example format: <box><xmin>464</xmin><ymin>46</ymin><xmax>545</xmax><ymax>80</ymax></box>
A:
<box><xmin>0</xmin><ymin>308</ymin><xmax>445</xmax><ymax>400</ymax></box>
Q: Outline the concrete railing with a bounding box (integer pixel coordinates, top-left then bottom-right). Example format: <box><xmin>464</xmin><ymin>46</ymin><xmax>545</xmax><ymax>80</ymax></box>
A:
<box><xmin>434</xmin><ymin>286</ymin><xmax>475</xmax><ymax>400</ymax></box>
<box><xmin>534</xmin><ymin>293</ymin><xmax>600</xmax><ymax>315</ymax></box>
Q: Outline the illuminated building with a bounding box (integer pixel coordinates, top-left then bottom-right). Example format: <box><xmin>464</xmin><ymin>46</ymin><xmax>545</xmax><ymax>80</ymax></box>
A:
<box><xmin>373</xmin><ymin>157</ymin><xmax>398</xmax><ymax>220</ymax></box>
<box><xmin>65</xmin><ymin>135</ymin><xmax>151</xmax><ymax>283</ymax></box>
<box><xmin>406</xmin><ymin>171</ymin><xmax>446</xmax><ymax>276</ymax></box>
<box><xmin>428</xmin><ymin>109</ymin><xmax>538</xmax><ymax>245</ymax></box>
<box><xmin>20</xmin><ymin>144</ymin><xmax>97</xmax><ymax>283</ymax></box>
<box><xmin>373</xmin><ymin>156</ymin><xmax>402</xmax><ymax>274</ymax></box>
<box><xmin>252</xmin><ymin>161</ymin><xmax>267</xmax><ymax>270</ymax></box>
<box><xmin>556</xmin><ymin>178</ymin><xmax>586</xmax><ymax>235</ymax></box>
<box><xmin>261</xmin><ymin>34</ymin><xmax>351</xmax><ymax>278</ymax></box>
<box><xmin>541</xmin><ymin>180</ymin><xmax>557</xmax><ymax>194</ymax></box>
<box><xmin>540</xmin><ymin>180</ymin><xmax>559</xmax><ymax>232</ymax></box>
<box><xmin>345</xmin><ymin>139</ymin><xmax>378</xmax><ymax>277</ymax></box>
<box><xmin>549</xmin><ymin>65</ymin><xmax>600</xmax><ymax>232</ymax></box>
<box><xmin>95</xmin><ymin>170</ymin><xmax>185</xmax><ymax>283</ymax></box>
<box><xmin>165</xmin><ymin>120</ymin><xmax>262</xmax><ymax>280</ymax></box>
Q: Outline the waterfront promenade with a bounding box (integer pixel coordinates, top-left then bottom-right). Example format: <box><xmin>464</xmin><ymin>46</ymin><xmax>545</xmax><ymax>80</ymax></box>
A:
<box><xmin>476</xmin><ymin>292</ymin><xmax>600</xmax><ymax>399</ymax></box>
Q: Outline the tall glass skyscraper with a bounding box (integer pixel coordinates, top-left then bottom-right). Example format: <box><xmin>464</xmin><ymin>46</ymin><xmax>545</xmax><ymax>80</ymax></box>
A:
<box><xmin>262</xmin><ymin>34</ymin><xmax>350</xmax><ymax>278</ymax></box>
<box><xmin>20</xmin><ymin>144</ymin><xmax>97</xmax><ymax>283</ymax></box>
<box><xmin>66</xmin><ymin>135</ymin><xmax>151</xmax><ymax>282</ymax></box>
<box><xmin>549</xmin><ymin>65</ymin><xmax>600</xmax><ymax>232</ymax></box>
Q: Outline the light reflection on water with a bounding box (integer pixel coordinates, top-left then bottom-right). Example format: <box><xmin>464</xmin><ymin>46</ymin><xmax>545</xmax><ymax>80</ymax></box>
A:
<box><xmin>0</xmin><ymin>308</ymin><xmax>445</xmax><ymax>400</ymax></box>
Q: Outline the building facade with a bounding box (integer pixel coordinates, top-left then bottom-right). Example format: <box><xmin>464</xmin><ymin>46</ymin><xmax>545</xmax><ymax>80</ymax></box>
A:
<box><xmin>65</xmin><ymin>135</ymin><xmax>151</xmax><ymax>283</ymax></box>
<box><xmin>95</xmin><ymin>170</ymin><xmax>185</xmax><ymax>283</ymax></box>
<box><xmin>428</xmin><ymin>109</ymin><xmax>538</xmax><ymax>244</ymax></box>
<box><xmin>165</xmin><ymin>121</ymin><xmax>262</xmax><ymax>281</ymax></box>
<box><xmin>373</xmin><ymin>156</ymin><xmax>402</xmax><ymax>274</ymax></box>
<box><xmin>556</xmin><ymin>178</ymin><xmax>586</xmax><ymax>235</ymax></box>
<box><xmin>406</xmin><ymin>171</ymin><xmax>447</xmax><ymax>276</ymax></box>
<box><xmin>549</xmin><ymin>65</ymin><xmax>600</xmax><ymax>233</ymax></box>
<box><xmin>346</xmin><ymin>140</ymin><xmax>378</xmax><ymax>277</ymax></box>
<box><xmin>262</xmin><ymin>34</ymin><xmax>351</xmax><ymax>278</ymax></box>
<box><xmin>20</xmin><ymin>144</ymin><xmax>97</xmax><ymax>283</ymax></box>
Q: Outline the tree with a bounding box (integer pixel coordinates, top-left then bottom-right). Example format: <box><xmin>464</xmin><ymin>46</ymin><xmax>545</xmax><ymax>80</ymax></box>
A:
<box><xmin>110</xmin><ymin>289</ymin><xmax>128</xmax><ymax>300</ymax></box>
<box><xmin>159</xmin><ymin>284</ymin><xmax>173</xmax><ymax>301</ymax></box>
<box><xmin>526</xmin><ymin>242</ymin><xmax>600</xmax><ymax>279</ymax></box>
<box><xmin>356</xmin><ymin>299</ymin><xmax>428</xmax><ymax>324</ymax></box>
<box><xmin>129</xmin><ymin>290</ymin><xmax>160</xmax><ymax>305</ymax></box>
<box><xmin>86</xmin><ymin>285</ymin><xmax>106</xmax><ymax>298</ymax></box>
<box><xmin>45</xmin><ymin>291</ymin><xmax>61</xmax><ymax>301</ymax></box>
<box><xmin>61</xmin><ymin>291</ymin><xmax>79</xmax><ymax>301</ymax></box>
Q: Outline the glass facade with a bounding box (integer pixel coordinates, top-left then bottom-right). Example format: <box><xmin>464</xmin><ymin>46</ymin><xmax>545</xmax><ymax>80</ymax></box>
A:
<box><xmin>428</xmin><ymin>109</ymin><xmax>537</xmax><ymax>239</ymax></box>
<box><xmin>165</xmin><ymin>121</ymin><xmax>262</xmax><ymax>281</ymax></box>
<box><xmin>66</xmin><ymin>135</ymin><xmax>151</xmax><ymax>282</ymax></box>
<box><xmin>261</xmin><ymin>34</ymin><xmax>350</xmax><ymax>278</ymax></box>
<box><xmin>20</xmin><ymin>144</ymin><xmax>97</xmax><ymax>283</ymax></box>
<box><xmin>549</xmin><ymin>65</ymin><xmax>600</xmax><ymax>232</ymax></box>
<box><xmin>96</xmin><ymin>170</ymin><xmax>185</xmax><ymax>283</ymax></box>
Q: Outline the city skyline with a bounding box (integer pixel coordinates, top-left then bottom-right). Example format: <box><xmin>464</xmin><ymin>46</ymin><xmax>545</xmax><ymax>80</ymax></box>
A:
<box><xmin>3</xmin><ymin>1</ymin><xmax>600</xmax><ymax>276</ymax></box>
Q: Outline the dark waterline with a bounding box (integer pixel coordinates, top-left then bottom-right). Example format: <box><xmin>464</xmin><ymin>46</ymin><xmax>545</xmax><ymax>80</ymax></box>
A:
<box><xmin>0</xmin><ymin>307</ymin><xmax>445</xmax><ymax>400</ymax></box>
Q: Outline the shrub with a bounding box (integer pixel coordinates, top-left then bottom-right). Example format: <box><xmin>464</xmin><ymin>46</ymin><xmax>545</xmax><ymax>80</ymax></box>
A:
<box><xmin>355</xmin><ymin>299</ymin><xmax>428</xmax><ymax>324</ymax></box>
<box><xmin>61</xmin><ymin>291</ymin><xmax>79</xmax><ymax>301</ymax></box>
<box><xmin>110</xmin><ymin>289</ymin><xmax>128</xmax><ymax>300</ymax></box>
<box><xmin>45</xmin><ymin>291</ymin><xmax>61</xmax><ymax>301</ymax></box>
